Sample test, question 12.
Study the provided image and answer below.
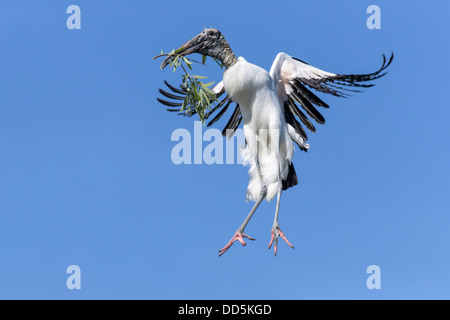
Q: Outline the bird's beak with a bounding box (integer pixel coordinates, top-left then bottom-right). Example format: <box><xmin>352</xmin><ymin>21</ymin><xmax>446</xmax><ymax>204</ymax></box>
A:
<box><xmin>159</xmin><ymin>33</ymin><xmax>207</xmax><ymax>70</ymax></box>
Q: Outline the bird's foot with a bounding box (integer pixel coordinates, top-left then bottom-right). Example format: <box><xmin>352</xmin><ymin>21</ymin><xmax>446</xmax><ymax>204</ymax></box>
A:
<box><xmin>219</xmin><ymin>229</ymin><xmax>255</xmax><ymax>257</ymax></box>
<box><xmin>268</xmin><ymin>223</ymin><xmax>294</xmax><ymax>256</ymax></box>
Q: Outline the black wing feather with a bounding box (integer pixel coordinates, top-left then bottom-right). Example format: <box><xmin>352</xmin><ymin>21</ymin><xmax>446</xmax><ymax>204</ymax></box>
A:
<box><xmin>284</xmin><ymin>53</ymin><xmax>393</xmax><ymax>146</ymax></box>
<box><xmin>207</xmin><ymin>99</ymin><xmax>232</xmax><ymax>126</ymax></box>
<box><xmin>222</xmin><ymin>104</ymin><xmax>242</xmax><ymax>137</ymax></box>
<box><xmin>157</xmin><ymin>98</ymin><xmax>182</xmax><ymax>107</ymax></box>
<box><xmin>158</xmin><ymin>88</ymin><xmax>185</xmax><ymax>100</ymax></box>
<box><xmin>287</xmin><ymin>98</ymin><xmax>316</xmax><ymax>133</ymax></box>
<box><xmin>292</xmin><ymin>80</ymin><xmax>330</xmax><ymax>108</ymax></box>
<box><xmin>205</xmin><ymin>97</ymin><xmax>229</xmax><ymax>120</ymax></box>
<box><xmin>290</xmin><ymin>90</ymin><xmax>325</xmax><ymax>124</ymax></box>
<box><xmin>284</xmin><ymin>103</ymin><xmax>307</xmax><ymax>142</ymax></box>
<box><xmin>164</xmin><ymin>80</ymin><xmax>187</xmax><ymax>95</ymax></box>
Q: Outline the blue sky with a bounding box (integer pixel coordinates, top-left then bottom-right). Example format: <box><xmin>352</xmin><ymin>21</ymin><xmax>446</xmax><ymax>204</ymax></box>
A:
<box><xmin>0</xmin><ymin>1</ymin><xmax>449</xmax><ymax>299</ymax></box>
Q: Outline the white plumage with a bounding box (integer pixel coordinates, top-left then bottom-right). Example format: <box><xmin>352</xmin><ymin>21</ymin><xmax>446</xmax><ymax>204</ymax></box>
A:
<box><xmin>223</xmin><ymin>56</ymin><xmax>296</xmax><ymax>202</ymax></box>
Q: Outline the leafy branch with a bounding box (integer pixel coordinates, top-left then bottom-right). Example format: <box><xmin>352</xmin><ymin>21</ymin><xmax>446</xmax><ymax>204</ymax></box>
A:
<box><xmin>154</xmin><ymin>50</ymin><xmax>224</xmax><ymax>124</ymax></box>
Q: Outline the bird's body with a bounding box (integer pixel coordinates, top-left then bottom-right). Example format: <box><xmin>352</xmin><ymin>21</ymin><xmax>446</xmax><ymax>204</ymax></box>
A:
<box><xmin>156</xmin><ymin>28</ymin><xmax>393</xmax><ymax>256</ymax></box>
<box><xmin>223</xmin><ymin>57</ymin><xmax>293</xmax><ymax>202</ymax></box>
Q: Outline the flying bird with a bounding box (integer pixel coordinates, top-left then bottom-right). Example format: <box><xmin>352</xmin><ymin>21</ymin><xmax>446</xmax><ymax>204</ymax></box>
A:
<box><xmin>156</xmin><ymin>28</ymin><xmax>393</xmax><ymax>256</ymax></box>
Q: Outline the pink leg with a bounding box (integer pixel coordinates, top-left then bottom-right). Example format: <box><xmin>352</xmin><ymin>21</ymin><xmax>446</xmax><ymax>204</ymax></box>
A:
<box><xmin>219</xmin><ymin>184</ymin><xmax>267</xmax><ymax>257</ymax></box>
<box><xmin>268</xmin><ymin>224</ymin><xmax>294</xmax><ymax>256</ymax></box>
<box><xmin>219</xmin><ymin>230</ymin><xmax>255</xmax><ymax>257</ymax></box>
<box><xmin>268</xmin><ymin>191</ymin><xmax>294</xmax><ymax>256</ymax></box>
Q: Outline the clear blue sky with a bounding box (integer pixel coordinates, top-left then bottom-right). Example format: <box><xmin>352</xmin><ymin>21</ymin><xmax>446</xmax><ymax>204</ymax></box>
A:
<box><xmin>1</xmin><ymin>1</ymin><xmax>449</xmax><ymax>299</ymax></box>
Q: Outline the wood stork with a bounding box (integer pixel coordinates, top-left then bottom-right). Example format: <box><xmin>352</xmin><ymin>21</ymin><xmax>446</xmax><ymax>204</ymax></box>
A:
<box><xmin>157</xmin><ymin>28</ymin><xmax>393</xmax><ymax>256</ymax></box>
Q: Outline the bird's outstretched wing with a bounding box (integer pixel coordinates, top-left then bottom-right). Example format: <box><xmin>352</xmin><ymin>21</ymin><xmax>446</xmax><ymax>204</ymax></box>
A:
<box><xmin>157</xmin><ymin>80</ymin><xmax>242</xmax><ymax>138</ymax></box>
<box><xmin>270</xmin><ymin>52</ymin><xmax>394</xmax><ymax>151</ymax></box>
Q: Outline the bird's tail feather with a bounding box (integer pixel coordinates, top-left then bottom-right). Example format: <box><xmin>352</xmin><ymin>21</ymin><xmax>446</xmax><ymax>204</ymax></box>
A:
<box><xmin>282</xmin><ymin>163</ymin><xmax>298</xmax><ymax>190</ymax></box>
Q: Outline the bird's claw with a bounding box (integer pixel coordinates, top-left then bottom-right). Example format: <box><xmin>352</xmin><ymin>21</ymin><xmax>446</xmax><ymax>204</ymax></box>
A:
<box><xmin>268</xmin><ymin>224</ymin><xmax>294</xmax><ymax>256</ymax></box>
<box><xmin>219</xmin><ymin>230</ymin><xmax>255</xmax><ymax>257</ymax></box>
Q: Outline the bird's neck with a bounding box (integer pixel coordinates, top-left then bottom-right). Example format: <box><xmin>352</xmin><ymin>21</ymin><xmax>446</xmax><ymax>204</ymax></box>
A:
<box><xmin>207</xmin><ymin>40</ymin><xmax>238</xmax><ymax>69</ymax></box>
<box><xmin>221</xmin><ymin>46</ymin><xmax>238</xmax><ymax>69</ymax></box>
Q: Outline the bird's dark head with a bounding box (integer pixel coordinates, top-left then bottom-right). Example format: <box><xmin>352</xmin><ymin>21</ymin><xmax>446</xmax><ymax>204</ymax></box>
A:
<box><xmin>161</xmin><ymin>28</ymin><xmax>237</xmax><ymax>69</ymax></box>
<box><xmin>177</xmin><ymin>28</ymin><xmax>224</xmax><ymax>57</ymax></box>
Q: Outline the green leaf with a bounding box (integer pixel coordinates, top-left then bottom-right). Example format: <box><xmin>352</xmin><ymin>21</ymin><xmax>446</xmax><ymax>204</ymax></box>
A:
<box><xmin>200</xmin><ymin>83</ymin><xmax>214</xmax><ymax>91</ymax></box>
